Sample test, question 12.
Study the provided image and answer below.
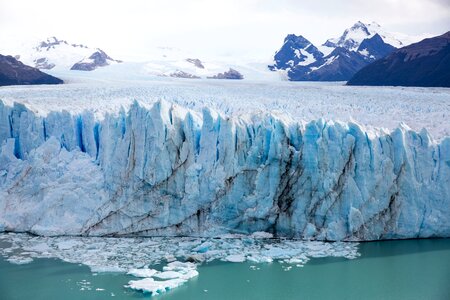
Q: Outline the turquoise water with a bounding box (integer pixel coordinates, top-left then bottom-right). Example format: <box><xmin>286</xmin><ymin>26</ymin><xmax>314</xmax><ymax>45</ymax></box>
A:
<box><xmin>1</xmin><ymin>239</ymin><xmax>449</xmax><ymax>300</ymax></box>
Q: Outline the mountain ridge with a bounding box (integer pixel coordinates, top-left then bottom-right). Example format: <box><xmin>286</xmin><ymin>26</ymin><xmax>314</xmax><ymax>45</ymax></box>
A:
<box><xmin>347</xmin><ymin>31</ymin><xmax>450</xmax><ymax>87</ymax></box>
<box><xmin>269</xmin><ymin>21</ymin><xmax>421</xmax><ymax>81</ymax></box>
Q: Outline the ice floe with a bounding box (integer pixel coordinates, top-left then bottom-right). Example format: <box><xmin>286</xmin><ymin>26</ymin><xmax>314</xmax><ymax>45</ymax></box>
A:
<box><xmin>0</xmin><ymin>233</ymin><xmax>359</xmax><ymax>269</ymax></box>
<box><xmin>0</xmin><ymin>233</ymin><xmax>359</xmax><ymax>296</ymax></box>
<box><xmin>127</xmin><ymin>268</ymin><xmax>159</xmax><ymax>278</ymax></box>
<box><xmin>127</xmin><ymin>277</ymin><xmax>187</xmax><ymax>295</ymax></box>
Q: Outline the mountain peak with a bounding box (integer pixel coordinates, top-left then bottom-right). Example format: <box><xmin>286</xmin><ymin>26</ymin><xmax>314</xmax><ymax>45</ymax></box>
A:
<box><xmin>38</xmin><ymin>37</ymin><xmax>67</xmax><ymax>49</ymax></box>
<box><xmin>270</xmin><ymin>34</ymin><xmax>323</xmax><ymax>71</ymax></box>
<box><xmin>323</xmin><ymin>21</ymin><xmax>408</xmax><ymax>50</ymax></box>
<box><xmin>284</xmin><ymin>34</ymin><xmax>310</xmax><ymax>46</ymax></box>
<box><xmin>350</xmin><ymin>21</ymin><xmax>369</xmax><ymax>32</ymax></box>
<box><xmin>71</xmin><ymin>49</ymin><xmax>121</xmax><ymax>71</ymax></box>
<box><xmin>369</xmin><ymin>21</ymin><xmax>381</xmax><ymax>28</ymax></box>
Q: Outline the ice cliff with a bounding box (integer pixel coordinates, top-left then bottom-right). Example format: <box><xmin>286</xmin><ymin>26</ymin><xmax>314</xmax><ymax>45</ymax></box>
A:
<box><xmin>0</xmin><ymin>100</ymin><xmax>449</xmax><ymax>240</ymax></box>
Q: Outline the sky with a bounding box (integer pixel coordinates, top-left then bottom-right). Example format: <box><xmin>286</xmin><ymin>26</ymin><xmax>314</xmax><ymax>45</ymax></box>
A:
<box><xmin>0</xmin><ymin>0</ymin><xmax>449</xmax><ymax>61</ymax></box>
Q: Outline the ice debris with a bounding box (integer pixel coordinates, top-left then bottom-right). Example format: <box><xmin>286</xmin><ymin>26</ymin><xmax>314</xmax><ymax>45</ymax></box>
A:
<box><xmin>0</xmin><ymin>233</ymin><xmax>359</xmax><ymax>270</ymax></box>
<box><xmin>0</xmin><ymin>233</ymin><xmax>359</xmax><ymax>296</ymax></box>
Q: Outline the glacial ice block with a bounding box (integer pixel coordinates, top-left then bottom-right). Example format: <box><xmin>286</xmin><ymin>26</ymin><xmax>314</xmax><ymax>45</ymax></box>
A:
<box><xmin>0</xmin><ymin>100</ymin><xmax>449</xmax><ymax>240</ymax></box>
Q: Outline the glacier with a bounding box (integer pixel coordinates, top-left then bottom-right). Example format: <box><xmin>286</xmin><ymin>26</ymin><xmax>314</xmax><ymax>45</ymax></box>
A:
<box><xmin>0</xmin><ymin>99</ymin><xmax>449</xmax><ymax>241</ymax></box>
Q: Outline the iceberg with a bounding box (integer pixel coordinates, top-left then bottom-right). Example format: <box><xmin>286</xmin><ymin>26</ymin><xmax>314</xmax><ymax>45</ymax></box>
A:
<box><xmin>127</xmin><ymin>268</ymin><xmax>159</xmax><ymax>278</ymax></box>
<box><xmin>0</xmin><ymin>99</ymin><xmax>449</xmax><ymax>241</ymax></box>
<box><xmin>127</xmin><ymin>277</ymin><xmax>187</xmax><ymax>295</ymax></box>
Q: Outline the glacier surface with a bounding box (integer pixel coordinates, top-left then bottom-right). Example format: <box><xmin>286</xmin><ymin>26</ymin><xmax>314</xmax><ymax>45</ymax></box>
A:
<box><xmin>0</xmin><ymin>94</ymin><xmax>449</xmax><ymax>240</ymax></box>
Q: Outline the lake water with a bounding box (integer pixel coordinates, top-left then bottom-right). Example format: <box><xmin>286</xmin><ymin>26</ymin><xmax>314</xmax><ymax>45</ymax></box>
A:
<box><xmin>1</xmin><ymin>238</ymin><xmax>449</xmax><ymax>300</ymax></box>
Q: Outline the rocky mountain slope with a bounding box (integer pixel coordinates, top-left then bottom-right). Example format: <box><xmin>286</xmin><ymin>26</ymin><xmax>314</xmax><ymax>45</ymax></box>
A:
<box><xmin>347</xmin><ymin>31</ymin><xmax>450</xmax><ymax>87</ymax></box>
<box><xmin>270</xmin><ymin>22</ymin><xmax>417</xmax><ymax>81</ymax></box>
<box><xmin>0</xmin><ymin>54</ymin><xmax>63</xmax><ymax>86</ymax></box>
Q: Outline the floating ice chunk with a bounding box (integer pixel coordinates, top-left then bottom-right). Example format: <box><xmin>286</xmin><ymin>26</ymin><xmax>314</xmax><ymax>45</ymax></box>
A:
<box><xmin>224</xmin><ymin>254</ymin><xmax>246</xmax><ymax>262</ymax></box>
<box><xmin>179</xmin><ymin>269</ymin><xmax>199</xmax><ymax>280</ymax></box>
<box><xmin>164</xmin><ymin>254</ymin><xmax>176</xmax><ymax>262</ymax></box>
<box><xmin>284</xmin><ymin>257</ymin><xmax>307</xmax><ymax>265</ymax></box>
<box><xmin>282</xmin><ymin>265</ymin><xmax>293</xmax><ymax>271</ymax></box>
<box><xmin>23</xmin><ymin>242</ymin><xmax>52</xmax><ymax>253</ymax></box>
<box><xmin>247</xmin><ymin>255</ymin><xmax>273</xmax><ymax>263</ymax></box>
<box><xmin>193</xmin><ymin>241</ymin><xmax>213</xmax><ymax>253</ymax></box>
<box><xmin>57</xmin><ymin>240</ymin><xmax>82</xmax><ymax>250</ymax></box>
<box><xmin>261</xmin><ymin>246</ymin><xmax>296</xmax><ymax>259</ymax></box>
<box><xmin>7</xmin><ymin>256</ymin><xmax>33</xmax><ymax>264</ymax></box>
<box><xmin>163</xmin><ymin>261</ymin><xmax>196</xmax><ymax>272</ymax></box>
<box><xmin>153</xmin><ymin>271</ymin><xmax>184</xmax><ymax>280</ymax></box>
<box><xmin>127</xmin><ymin>277</ymin><xmax>187</xmax><ymax>295</ymax></box>
<box><xmin>90</xmin><ymin>265</ymin><xmax>126</xmax><ymax>273</ymax></box>
<box><xmin>127</xmin><ymin>268</ymin><xmax>158</xmax><ymax>278</ymax></box>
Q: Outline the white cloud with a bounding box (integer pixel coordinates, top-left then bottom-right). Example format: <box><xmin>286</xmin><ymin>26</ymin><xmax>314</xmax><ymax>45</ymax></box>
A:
<box><xmin>0</xmin><ymin>0</ymin><xmax>449</xmax><ymax>60</ymax></box>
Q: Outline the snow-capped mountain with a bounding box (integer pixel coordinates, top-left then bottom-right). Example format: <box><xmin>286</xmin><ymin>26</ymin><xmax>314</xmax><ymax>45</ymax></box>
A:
<box><xmin>324</xmin><ymin>21</ymin><xmax>406</xmax><ymax>50</ymax></box>
<box><xmin>270</xmin><ymin>21</ymin><xmax>421</xmax><ymax>81</ymax></box>
<box><xmin>11</xmin><ymin>37</ymin><xmax>121</xmax><ymax>71</ymax></box>
<box><xmin>268</xmin><ymin>34</ymin><xmax>324</xmax><ymax>70</ymax></box>
<box><xmin>124</xmin><ymin>46</ymin><xmax>253</xmax><ymax>80</ymax></box>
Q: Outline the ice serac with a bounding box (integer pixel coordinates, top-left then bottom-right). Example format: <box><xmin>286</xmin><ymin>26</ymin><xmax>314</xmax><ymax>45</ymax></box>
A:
<box><xmin>0</xmin><ymin>100</ymin><xmax>449</xmax><ymax>240</ymax></box>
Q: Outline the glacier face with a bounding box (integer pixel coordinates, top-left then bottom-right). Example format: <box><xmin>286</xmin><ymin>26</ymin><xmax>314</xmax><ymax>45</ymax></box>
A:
<box><xmin>0</xmin><ymin>99</ymin><xmax>449</xmax><ymax>240</ymax></box>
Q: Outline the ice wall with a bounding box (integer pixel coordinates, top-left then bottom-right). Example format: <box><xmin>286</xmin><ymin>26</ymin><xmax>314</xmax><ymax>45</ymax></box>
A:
<box><xmin>0</xmin><ymin>100</ymin><xmax>449</xmax><ymax>240</ymax></box>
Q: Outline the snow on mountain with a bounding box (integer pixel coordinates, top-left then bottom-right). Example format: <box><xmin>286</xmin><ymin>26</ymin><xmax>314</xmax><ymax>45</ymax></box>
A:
<box><xmin>2</xmin><ymin>37</ymin><xmax>120</xmax><ymax>71</ymax></box>
<box><xmin>269</xmin><ymin>34</ymin><xmax>323</xmax><ymax>71</ymax></box>
<box><xmin>108</xmin><ymin>46</ymin><xmax>276</xmax><ymax>81</ymax></box>
<box><xmin>71</xmin><ymin>49</ymin><xmax>121</xmax><ymax>71</ymax></box>
<box><xmin>324</xmin><ymin>21</ymin><xmax>408</xmax><ymax>51</ymax></box>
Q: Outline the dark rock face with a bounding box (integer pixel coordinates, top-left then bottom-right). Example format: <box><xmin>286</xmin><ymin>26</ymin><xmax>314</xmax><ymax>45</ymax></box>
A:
<box><xmin>34</xmin><ymin>57</ymin><xmax>55</xmax><ymax>70</ymax></box>
<box><xmin>208</xmin><ymin>68</ymin><xmax>244</xmax><ymax>80</ymax></box>
<box><xmin>347</xmin><ymin>31</ymin><xmax>450</xmax><ymax>87</ymax></box>
<box><xmin>357</xmin><ymin>34</ymin><xmax>396</xmax><ymax>60</ymax></box>
<box><xmin>186</xmin><ymin>58</ymin><xmax>204</xmax><ymax>69</ymax></box>
<box><xmin>269</xmin><ymin>34</ymin><xmax>323</xmax><ymax>70</ymax></box>
<box><xmin>71</xmin><ymin>49</ymin><xmax>120</xmax><ymax>71</ymax></box>
<box><xmin>36</xmin><ymin>37</ymin><xmax>88</xmax><ymax>51</ymax></box>
<box><xmin>170</xmin><ymin>70</ymin><xmax>200</xmax><ymax>79</ymax></box>
<box><xmin>289</xmin><ymin>47</ymin><xmax>369</xmax><ymax>81</ymax></box>
<box><xmin>0</xmin><ymin>54</ymin><xmax>63</xmax><ymax>86</ymax></box>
